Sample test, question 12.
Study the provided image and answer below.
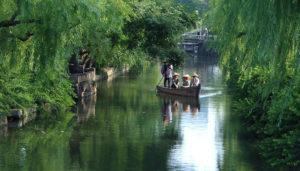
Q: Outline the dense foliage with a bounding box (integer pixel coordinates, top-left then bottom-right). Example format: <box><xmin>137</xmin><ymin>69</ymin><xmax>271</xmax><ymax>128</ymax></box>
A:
<box><xmin>176</xmin><ymin>0</ymin><xmax>209</xmax><ymax>16</ymax></box>
<box><xmin>0</xmin><ymin>0</ymin><xmax>196</xmax><ymax>115</ymax></box>
<box><xmin>123</xmin><ymin>0</ymin><xmax>197</xmax><ymax>65</ymax></box>
<box><xmin>208</xmin><ymin>0</ymin><xmax>300</xmax><ymax>167</ymax></box>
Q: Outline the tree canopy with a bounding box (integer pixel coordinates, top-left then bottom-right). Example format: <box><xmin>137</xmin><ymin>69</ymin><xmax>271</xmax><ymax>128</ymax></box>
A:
<box><xmin>0</xmin><ymin>0</ymin><xmax>196</xmax><ymax>114</ymax></box>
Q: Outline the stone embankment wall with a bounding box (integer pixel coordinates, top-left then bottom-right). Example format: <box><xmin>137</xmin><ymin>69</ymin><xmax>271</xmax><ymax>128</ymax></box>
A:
<box><xmin>70</xmin><ymin>66</ymin><xmax>129</xmax><ymax>99</ymax></box>
<box><xmin>8</xmin><ymin>108</ymin><xmax>37</xmax><ymax>128</ymax></box>
<box><xmin>97</xmin><ymin>67</ymin><xmax>129</xmax><ymax>81</ymax></box>
<box><xmin>0</xmin><ymin>107</ymin><xmax>37</xmax><ymax>136</ymax></box>
<box><xmin>70</xmin><ymin>68</ymin><xmax>97</xmax><ymax>98</ymax></box>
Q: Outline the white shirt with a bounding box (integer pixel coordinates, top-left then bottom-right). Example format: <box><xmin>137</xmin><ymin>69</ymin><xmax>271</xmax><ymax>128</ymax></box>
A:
<box><xmin>165</xmin><ymin>65</ymin><xmax>173</xmax><ymax>78</ymax></box>
<box><xmin>191</xmin><ymin>77</ymin><xmax>200</xmax><ymax>86</ymax></box>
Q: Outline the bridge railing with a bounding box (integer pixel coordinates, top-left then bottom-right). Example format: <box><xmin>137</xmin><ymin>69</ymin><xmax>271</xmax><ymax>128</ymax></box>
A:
<box><xmin>182</xmin><ymin>34</ymin><xmax>208</xmax><ymax>41</ymax></box>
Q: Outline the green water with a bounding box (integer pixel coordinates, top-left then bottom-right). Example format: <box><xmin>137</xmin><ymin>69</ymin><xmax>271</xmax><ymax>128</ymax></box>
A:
<box><xmin>0</xmin><ymin>56</ymin><xmax>273</xmax><ymax>171</ymax></box>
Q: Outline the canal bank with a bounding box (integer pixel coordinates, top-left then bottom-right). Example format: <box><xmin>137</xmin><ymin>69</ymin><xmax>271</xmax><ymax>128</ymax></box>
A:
<box><xmin>70</xmin><ymin>66</ymin><xmax>130</xmax><ymax>99</ymax></box>
<box><xmin>0</xmin><ymin>65</ymin><xmax>128</xmax><ymax>130</ymax></box>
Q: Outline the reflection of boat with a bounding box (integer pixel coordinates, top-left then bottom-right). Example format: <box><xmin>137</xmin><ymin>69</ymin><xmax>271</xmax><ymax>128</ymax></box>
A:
<box><xmin>157</xmin><ymin>93</ymin><xmax>200</xmax><ymax>109</ymax></box>
<box><xmin>156</xmin><ymin>85</ymin><xmax>200</xmax><ymax>97</ymax></box>
<box><xmin>161</xmin><ymin>99</ymin><xmax>173</xmax><ymax>125</ymax></box>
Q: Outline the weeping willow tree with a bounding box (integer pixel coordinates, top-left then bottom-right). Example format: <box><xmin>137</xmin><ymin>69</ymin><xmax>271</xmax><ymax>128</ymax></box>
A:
<box><xmin>0</xmin><ymin>0</ymin><xmax>196</xmax><ymax>115</ymax></box>
<box><xmin>207</xmin><ymin>0</ymin><xmax>300</xmax><ymax>167</ymax></box>
<box><xmin>0</xmin><ymin>0</ymin><xmax>135</xmax><ymax>114</ymax></box>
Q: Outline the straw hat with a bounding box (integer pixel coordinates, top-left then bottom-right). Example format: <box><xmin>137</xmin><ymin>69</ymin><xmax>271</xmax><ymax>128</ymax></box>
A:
<box><xmin>192</xmin><ymin>73</ymin><xmax>199</xmax><ymax>77</ymax></box>
<box><xmin>183</xmin><ymin>74</ymin><xmax>190</xmax><ymax>78</ymax></box>
<box><xmin>173</xmin><ymin>73</ymin><xmax>179</xmax><ymax>77</ymax></box>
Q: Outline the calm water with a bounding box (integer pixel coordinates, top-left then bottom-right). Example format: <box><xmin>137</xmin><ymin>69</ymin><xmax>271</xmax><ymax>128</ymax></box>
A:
<box><xmin>0</xmin><ymin>56</ymin><xmax>272</xmax><ymax>171</ymax></box>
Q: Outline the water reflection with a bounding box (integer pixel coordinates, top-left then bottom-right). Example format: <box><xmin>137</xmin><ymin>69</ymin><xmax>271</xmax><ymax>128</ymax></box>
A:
<box><xmin>73</xmin><ymin>95</ymin><xmax>97</xmax><ymax>123</ymax></box>
<box><xmin>157</xmin><ymin>88</ymin><xmax>227</xmax><ymax>171</ymax></box>
<box><xmin>161</xmin><ymin>99</ymin><xmax>173</xmax><ymax>125</ymax></box>
<box><xmin>159</xmin><ymin>94</ymin><xmax>200</xmax><ymax>126</ymax></box>
<box><xmin>69</xmin><ymin>95</ymin><xmax>97</xmax><ymax>169</ymax></box>
<box><xmin>0</xmin><ymin>55</ymin><xmax>279</xmax><ymax>171</ymax></box>
<box><xmin>167</xmin><ymin>95</ymin><xmax>227</xmax><ymax>171</ymax></box>
<box><xmin>0</xmin><ymin>126</ymin><xmax>7</xmax><ymax>137</ymax></box>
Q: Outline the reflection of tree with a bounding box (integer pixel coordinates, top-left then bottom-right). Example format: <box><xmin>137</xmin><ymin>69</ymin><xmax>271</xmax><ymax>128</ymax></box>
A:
<box><xmin>0</xmin><ymin>65</ymin><xmax>189</xmax><ymax>171</ymax></box>
<box><xmin>69</xmin><ymin>95</ymin><xmax>97</xmax><ymax>169</ymax></box>
<box><xmin>221</xmin><ymin>97</ymin><xmax>270</xmax><ymax>170</ymax></box>
<box><xmin>72</xmin><ymin>66</ymin><xmax>181</xmax><ymax>171</ymax></box>
<box><xmin>69</xmin><ymin>127</ymin><xmax>84</xmax><ymax>169</ymax></box>
<box><xmin>0</xmin><ymin>126</ymin><xmax>7</xmax><ymax>137</ymax></box>
<box><xmin>0</xmin><ymin>112</ymin><xmax>75</xmax><ymax>171</ymax></box>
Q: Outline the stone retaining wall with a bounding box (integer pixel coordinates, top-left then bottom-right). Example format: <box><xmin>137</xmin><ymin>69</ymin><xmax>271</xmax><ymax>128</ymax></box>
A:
<box><xmin>70</xmin><ymin>68</ymin><xmax>96</xmax><ymax>83</ymax></box>
<box><xmin>0</xmin><ymin>107</ymin><xmax>37</xmax><ymax>133</ymax></box>
<box><xmin>10</xmin><ymin>108</ymin><xmax>36</xmax><ymax>119</ymax></box>
<box><xmin>70</xmin><ymin>67</ymin><xmax>129</xmax><ymax>98</ymax></box>
<box><xmin>97</xmin><ymin>67</ymin><xmax>129</xmax><ymax>81</ymax></box>
<box><xmin>70</xmin><ymin>67</ymin><xmax>97</xmax><ymax>98</ymax></box>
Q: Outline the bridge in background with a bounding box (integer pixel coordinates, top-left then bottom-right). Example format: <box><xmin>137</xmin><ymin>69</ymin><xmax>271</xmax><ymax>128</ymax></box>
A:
<box><xmin>178</xmin><ymin>28</ymin><xmax>215</xmax><ymax>53</ymax></box>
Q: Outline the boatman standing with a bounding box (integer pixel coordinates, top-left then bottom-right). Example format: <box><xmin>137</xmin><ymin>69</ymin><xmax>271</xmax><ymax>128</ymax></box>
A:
<box><xmin>161</xmin><ymin>62</ymin><xmax>173</xmax><ymax>88</ymax></box>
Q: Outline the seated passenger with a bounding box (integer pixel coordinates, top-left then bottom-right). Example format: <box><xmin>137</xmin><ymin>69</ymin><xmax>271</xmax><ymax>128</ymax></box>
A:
<box><xmin>182</xmin><ymin>74</ymin><xmax>190</xmax><ymax>88</ymax></box>
<box><xmin>171</xmin><ymin>73</ymin><xmax>180</xmax><ymax>89</ymax></box>
<box><xmin>191</xmin><ymin>73</ymin><xmax>200</xmax><ymax>87</ymax></box>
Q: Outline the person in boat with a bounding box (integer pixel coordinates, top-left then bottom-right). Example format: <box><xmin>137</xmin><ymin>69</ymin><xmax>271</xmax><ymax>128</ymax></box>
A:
<box><xmin>182</xmin><ymin>74</ymin><xmax>190</xmax><ymax>88</ymax></box>
<box><xmin>191</xmin><ymin>73</ymin><xmax>200</xmax><ymax>87</ymax></box>
<box><xmin>161</xmin><ymin>62</ymin><xmax>173</xmax><ymax>88</ymax></box>
<box><xmin>171</xmin><ymin>73</ymin><xmax>180</xmax><ymax>89</ymax></box>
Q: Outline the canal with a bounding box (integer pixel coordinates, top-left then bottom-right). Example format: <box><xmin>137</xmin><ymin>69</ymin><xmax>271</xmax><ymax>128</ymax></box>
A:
<box><xmin>0</xmin><ymin>55</ymin><xmax>272</xmax><ymax>171</ymax></box>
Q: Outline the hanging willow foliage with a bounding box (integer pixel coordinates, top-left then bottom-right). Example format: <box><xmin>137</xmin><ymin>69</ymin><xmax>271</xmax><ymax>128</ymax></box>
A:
<box><xmin>0</xmin><ymin>0</ymin><xmax>196</xmax><ymax>115</ymax></box>
<box><xmin>207</xmin><ymin>0</ymin><xmax>300</xmax><ymax>167</ymax></box>
<box><xmin>0</xmin><ymin>0</ymin><xmax>135</xmax><ymax>114</ymax></box>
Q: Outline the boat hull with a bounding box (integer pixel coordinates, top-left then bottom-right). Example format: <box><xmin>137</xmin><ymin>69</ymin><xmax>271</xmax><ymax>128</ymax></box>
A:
<box><xmin>156</xmin><ymin>85</ymin><xmax>200</xmax><ymax>97</ymax></box>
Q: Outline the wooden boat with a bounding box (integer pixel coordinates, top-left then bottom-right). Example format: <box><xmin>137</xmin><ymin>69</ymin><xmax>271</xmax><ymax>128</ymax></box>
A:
<box><xmin>156</xmin><ymin>85</ymin><xmax>201</xmax><ymax>97</ymax></box>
